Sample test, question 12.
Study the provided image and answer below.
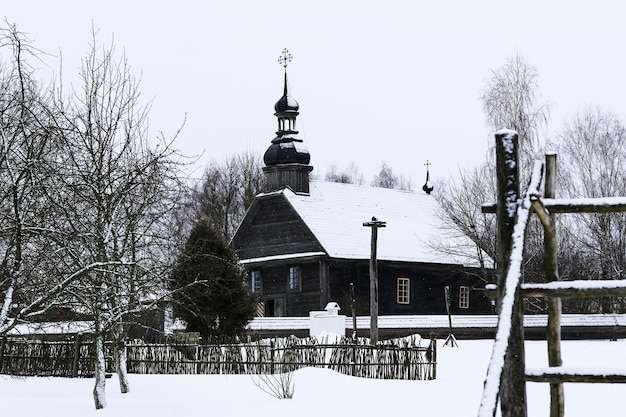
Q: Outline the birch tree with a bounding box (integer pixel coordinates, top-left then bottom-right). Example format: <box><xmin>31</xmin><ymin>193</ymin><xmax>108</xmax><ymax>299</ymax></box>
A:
<box><xmin>50</xmin><ymin>29</ymin><xmax>186</xmax><ymax>409</ymax></box>
<box><xmin>435</xmin><ymin>54</ymin><xmax>550</xmax><ymax>300</ymax></box>
<box><xmin>481</xmin><ymin>52</ymin><xmax>550</xmax><ymax>173</ymax></box>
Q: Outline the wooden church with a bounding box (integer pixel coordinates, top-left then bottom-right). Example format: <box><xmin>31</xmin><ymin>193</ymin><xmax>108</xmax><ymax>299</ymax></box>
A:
<box><xmin>232</xmin><ymin>50</ymin><xmax>492</xmax><ymax>318</ymax></box>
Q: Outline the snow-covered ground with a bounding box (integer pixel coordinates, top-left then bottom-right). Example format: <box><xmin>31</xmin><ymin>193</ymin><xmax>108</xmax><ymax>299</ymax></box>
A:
<box><xmin>2</xmin><ymin>338</ymin><xmax>625</xmax><ymax>416</ymax></box>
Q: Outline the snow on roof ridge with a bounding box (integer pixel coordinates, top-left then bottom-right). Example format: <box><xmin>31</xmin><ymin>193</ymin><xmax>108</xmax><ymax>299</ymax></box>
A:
<box><xmin>310</xmin><ymin>179</ymin><xmax>429</xmax><ymax>195</ymax></box>
<box><xmin>256</xmin><ymin>189</ymin><xmax>287</xmax><ymax>198</ymax></box>
<box><xmin>239</xmin><ymin>251</ymin><xmax>326</xmax><ymax>264</ymax></box>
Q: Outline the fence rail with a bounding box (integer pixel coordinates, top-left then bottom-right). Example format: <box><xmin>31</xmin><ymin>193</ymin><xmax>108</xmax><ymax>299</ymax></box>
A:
<box><xmin>0</xmin><ymin>335</ymin><xmax>436</xmax><ymax>380</ymax></box>
<box><xmin>478</xmin><ymin>135</ymin><xmax>626</xmax><ymax>417</ymax></box>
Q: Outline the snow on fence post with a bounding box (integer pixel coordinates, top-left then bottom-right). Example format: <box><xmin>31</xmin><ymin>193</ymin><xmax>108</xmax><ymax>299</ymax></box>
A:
<box><xmin>495</xmin><ymin>130</ymin><xmax>527</xmax><ymax>417</ymax></box>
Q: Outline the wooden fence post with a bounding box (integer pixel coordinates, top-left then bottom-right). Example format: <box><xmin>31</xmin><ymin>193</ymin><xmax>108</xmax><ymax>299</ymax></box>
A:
<box><xmin>427</xmin><ymin>333</ymin><xmax>437</xmax><ymax>380</ymax></box>
<box><xmin>0</xmin><ymin>335</ymin><xmax>6</xmax><ymax>373</ymax></box>
<box><xmin>350</xmin><ymin>282</ymin><xmax>357</xmax><ymax>340</ymax></box>
<box><xmin>495</xmin><ymin>130</ymin><xmax>527</xmax><ymax>417</ymax></box>
<box><xmin>270</xmin><ymin>340</ymin><xmax>275</xmax><ymax>374</ymax></box>
<box><xmin>544</xmin><ymin>153</ymin><xmax>564</xmax><ymax>417</ymax></box>
<box><xmin>72</xmin><ymin>333</ymin><xmax>82</xmax><ymax>377</ymax></box>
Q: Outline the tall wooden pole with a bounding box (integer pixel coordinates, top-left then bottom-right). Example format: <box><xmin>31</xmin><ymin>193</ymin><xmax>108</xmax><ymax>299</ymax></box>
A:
<box><xmin>363</xmin><ymin>216</ymin><xmax>386</xmax><ymax>345</ymax></box>
<box><xmin>495</xmin><ymin>130</ymin><xmax>527</xmax><ymax>417</ymax></box>
<box><xmin>544</xmin><ymin>153</ymin><xmax>564</xmax><ymax>417</ymax></box>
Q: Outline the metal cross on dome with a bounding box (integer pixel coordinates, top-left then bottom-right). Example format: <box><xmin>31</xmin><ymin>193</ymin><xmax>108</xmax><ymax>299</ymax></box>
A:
<box><xmin>278</xmin><ymin>48</ymin><xmax>293</xmax><ymax>69</ymax></box>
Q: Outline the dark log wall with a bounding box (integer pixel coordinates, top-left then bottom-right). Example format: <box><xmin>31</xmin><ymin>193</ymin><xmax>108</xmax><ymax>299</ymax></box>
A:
<box><xmin>328</xmin><ymin>260</ymin><xmax>369</xmax><ymax>315</ymax></box>
<box><xmin>233</xmin><ymin>195</ymin><xmax>324</xmax><ymax>260</ymax></box>
<box><xmin>252</xmin><ymin>261</ymin><xmax>322</xmax><ymax>317</ymax></box>
<box><xmin>247</xmin><ymin>258</ymin><xmax>492</xmax><ymax>317</ymax></box>
<box><xmin>327</xmin><ymin>260</ymin><xmax>493</xmax><ymax>316</ymax></box>
<box><xmin>380</xmin><ymin>262</ymin><xmax>492</xmax><ymax>315</ymax></box>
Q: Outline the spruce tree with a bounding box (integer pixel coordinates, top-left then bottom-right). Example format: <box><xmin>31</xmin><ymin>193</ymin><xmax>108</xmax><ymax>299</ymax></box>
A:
<box><xmin>170</xmin><ymin>219</ymin><xmax>255</xmax><ymax>342</ymax></box>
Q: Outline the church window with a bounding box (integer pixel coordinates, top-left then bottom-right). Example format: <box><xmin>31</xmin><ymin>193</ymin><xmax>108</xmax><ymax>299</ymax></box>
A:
<box><xmin>251</xmin><ymin>270</ymin><xmax>262</xmax><ymax>294</ymax></box>
<box><xmin>459</xmin><ymin>286</ymin><xmax>470</xmax><ymax>309</ymax></box>
<box><xmin>289</xmin><ymin>266</ymin><xmax>301</xmax><ymax>291</ymax></box>
<box><xmin>397</xmin><ymin>278</ymin><xmax>410</xmax><ymax>304</ymax></box>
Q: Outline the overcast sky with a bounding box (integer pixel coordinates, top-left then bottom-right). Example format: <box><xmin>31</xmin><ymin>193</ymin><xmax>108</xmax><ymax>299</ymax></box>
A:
<box><xmin>3</xmin><ymin>1</ymin><xmax>626</xmax><ymax>185</ymax></box>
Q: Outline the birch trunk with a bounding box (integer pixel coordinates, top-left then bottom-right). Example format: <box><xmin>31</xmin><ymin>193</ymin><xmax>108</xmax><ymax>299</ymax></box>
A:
<box><xmin>93</xmin><ymin>333</ymin><xmax>108</xmax><ymax>409</ymax></box>
<box><xmin>116</xmin><ymin>340</ymin><xmax>130</xmax><ymax>394</ymax></box>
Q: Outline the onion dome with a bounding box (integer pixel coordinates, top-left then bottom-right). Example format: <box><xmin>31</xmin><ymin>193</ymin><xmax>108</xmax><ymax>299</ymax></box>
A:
<box><xmin>422</xmin><ymin>160</ymin><xmax>434</xmax><ymax>195</ymax></box>
<box><xmin>274</xmin><ymin>75</ymin><xmax>299</xmax><ymax>113</ymax></box>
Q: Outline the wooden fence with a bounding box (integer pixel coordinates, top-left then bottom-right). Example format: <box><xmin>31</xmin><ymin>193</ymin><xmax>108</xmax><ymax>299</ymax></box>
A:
<box><xmin>478</xmin><ymin>133</ymin><xmax>626</xmax><ymax>417</ymax></box>
<box><xmin>0</xmin><ymin>334</ymin><xmax>436</xmax><ymax>380</ymax></box>
<box><xmin>0</xmin><ymin>335</ymin><xmax>115</xmax><ymax>377</ymax></box>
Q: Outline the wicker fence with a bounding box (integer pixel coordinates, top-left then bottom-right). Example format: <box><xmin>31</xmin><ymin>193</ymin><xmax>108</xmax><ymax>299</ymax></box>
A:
<box><xmin>0</xmin><ymin>335</ymin><xmax>116</xmax><ymax>377</ymax></box>
<box><xmin>0</xmin><ymin>334</ymin><xmax>436</xmax><ymax>380</ymax></box>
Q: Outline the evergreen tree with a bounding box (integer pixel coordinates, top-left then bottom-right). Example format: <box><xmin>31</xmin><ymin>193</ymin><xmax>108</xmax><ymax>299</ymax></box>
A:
<box><xmin>170</xmin><ymin>219</ymin><xmax>255</xmax><ymax>342</ymax></box>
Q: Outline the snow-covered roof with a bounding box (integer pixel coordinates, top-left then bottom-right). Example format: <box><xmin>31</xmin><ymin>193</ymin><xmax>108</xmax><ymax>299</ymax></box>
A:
<box><xmin>8</xmin><ymin>321</ymin><xmax>94</xmax><ymax>336</ymax></box>
<box><xmin>275</xmin><ymin>180</ymin><xmax>480</xmax><ymax>266</ymax></box>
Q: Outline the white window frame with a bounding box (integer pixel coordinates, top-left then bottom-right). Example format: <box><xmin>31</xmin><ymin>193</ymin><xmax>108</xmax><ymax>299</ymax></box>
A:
<box><xmin>397</xmin><ymin>277</ymin><xmax>410</xmax><ymax>304</ymax></box>
<box><xmin>289</xmin><ymin>266</ymin><xmax>301</xmax><ymax>291</ymax></box>
<box><xmin>459</xmin><ymin>285</ymin><xmax>470</xmax><ymax>309</ymax></box>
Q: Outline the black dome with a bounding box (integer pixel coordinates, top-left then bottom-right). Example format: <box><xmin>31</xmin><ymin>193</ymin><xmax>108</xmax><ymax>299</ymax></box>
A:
<box><xmin>264</xmin><ymin>140</ymin><xmax>310</xmax><ymax>166</ymax></box>
<box><xmin>274</xmin><ymin>94</ymin><xmax>299</xmax><ymax>113</ymax></box>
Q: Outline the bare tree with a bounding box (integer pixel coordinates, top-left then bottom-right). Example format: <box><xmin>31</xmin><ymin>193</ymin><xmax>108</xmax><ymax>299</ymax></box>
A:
<box><xmin>238</xmin><ymin>149</ymin><xmax>267</xmax><ymax>211</ymax></box>
<box><xmin>481</xmin><ymin>52</ymin><xmax>550</xmax><ymax>172</ymax></box>
<box><xmin>556</xmin><ymin>108</ymin><xmax>626</xmax><ymax>312</ymax></box>
<box><xmin>371</xmin><ymin>162</ymin><xmax>412</xmax><ymax>191</ymax></box>
<box><xmin>48</xmin><ymin>28</ymin><xmax>187</xmax><ymax>409</ymax></box>
<box><xmin>187</xmin><ymin>150</ymin><xmax>265</xmax><ymax>241</ymax></box>
<box><xmin>434</xmin><ymin>165</ymin><xmax>496</xmax><ymax>272</ymax></box>
<box><xmin>435</xmin><ymin>54</ymin><xmax>550</xmax><ymax>299</ymax></box>
<box><xmin>0</xmin><ymin>23</ymin><xmax>86</xmax><ymax>334</ymax></box>
<box><xmin>324</xmin><ymin>162</ymin><xmax>365</xmax><ymax>185</ymax></box>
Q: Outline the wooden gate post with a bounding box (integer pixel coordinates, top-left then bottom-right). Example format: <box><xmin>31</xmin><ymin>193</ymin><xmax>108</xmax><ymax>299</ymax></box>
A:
<box><xmin>495</xmin><ymin>130</ymin><xmax>527</xmax><ymax>417</ymax></box>
<box><xmin>543</xmin><ymin>153</ymin><xmax>564</xmax><ymax>417</ymax></box>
